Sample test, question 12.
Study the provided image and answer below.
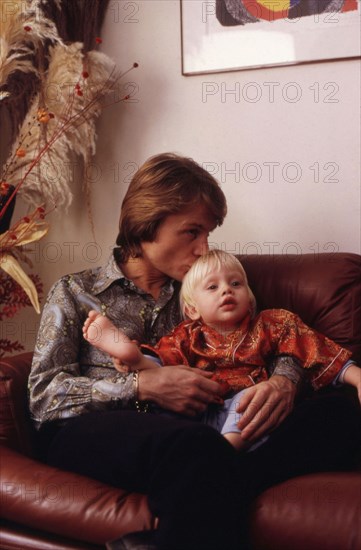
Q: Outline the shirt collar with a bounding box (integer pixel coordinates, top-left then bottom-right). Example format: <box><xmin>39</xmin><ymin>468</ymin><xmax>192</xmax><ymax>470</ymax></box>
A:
<box><xmin>91</xmin><ymin>248</ymin><xmax>179</xmax><ymax>299</ymax></box>
<box><xmin>91</xmin><ymin>249</ymin><xmax>126</xmax><ymax>295</ymax></box>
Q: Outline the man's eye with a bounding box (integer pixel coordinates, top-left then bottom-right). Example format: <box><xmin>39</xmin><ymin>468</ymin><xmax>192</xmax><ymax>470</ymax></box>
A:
<box><xmin>187</xmin><ymin>229</ymin><xmax>199</xmax><ymax>238</ymax></box>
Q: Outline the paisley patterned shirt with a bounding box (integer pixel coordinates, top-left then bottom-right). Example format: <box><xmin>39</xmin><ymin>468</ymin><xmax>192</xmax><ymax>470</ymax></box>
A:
<box><xmin>29</xmin><ymin>250</ymin><xmax>306</xmax><ymax>427</ymax></box>
<box><xmin>29</xmin><ymin>249</ymin><xmax>182</xmax><ymax>427</ymax></box>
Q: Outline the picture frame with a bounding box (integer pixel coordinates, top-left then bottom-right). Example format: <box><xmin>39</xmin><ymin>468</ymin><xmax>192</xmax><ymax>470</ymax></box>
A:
<box><xmin>181</xmin><ymin>0</ymin><xmax>361</xmax><ymax>75</ymax></box>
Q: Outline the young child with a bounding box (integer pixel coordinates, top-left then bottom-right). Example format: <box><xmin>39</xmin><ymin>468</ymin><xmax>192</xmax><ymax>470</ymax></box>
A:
<box><xmin>83</xmin><ymin>250</ymin><xmax>360</xmax><ymax>451</ymax></box>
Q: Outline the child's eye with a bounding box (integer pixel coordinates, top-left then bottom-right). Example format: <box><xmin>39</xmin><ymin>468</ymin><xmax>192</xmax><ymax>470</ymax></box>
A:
<box><xmin>207</xmin><ymin>284</ymin><xmax>217</xmax><ymax>290</ymax></box>
<box><xmin>231</xmin><ymin>281</ymin><xmax>242</xmax><ymax>287</ymax></box>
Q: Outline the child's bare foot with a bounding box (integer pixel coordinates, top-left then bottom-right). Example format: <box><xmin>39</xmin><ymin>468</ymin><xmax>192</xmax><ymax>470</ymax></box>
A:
<box><xmin>83</xmin><ymin>310</ymin><xmax>142</xmax><ymax>367</ymax></box>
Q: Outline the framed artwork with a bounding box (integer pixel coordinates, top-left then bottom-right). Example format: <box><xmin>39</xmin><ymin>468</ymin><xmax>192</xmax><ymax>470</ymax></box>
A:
<box><xmin>181</xmin><ymin>0</ymin><xmax>361</xmax><ymax>74</ymax></box>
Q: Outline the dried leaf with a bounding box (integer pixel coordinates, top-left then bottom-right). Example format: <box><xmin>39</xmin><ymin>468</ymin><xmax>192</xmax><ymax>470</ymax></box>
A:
<box><xmin>0</xmin><ymin>253</ymin><xmax>40</xmax><ymax>313</ymax></box>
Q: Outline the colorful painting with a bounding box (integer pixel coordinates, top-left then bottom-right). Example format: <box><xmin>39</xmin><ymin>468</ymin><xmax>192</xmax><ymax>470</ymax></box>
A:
<box><xmin>216</xmin><ymin>0</ymin><xmax>358</xmax><ymax>26</ymax></box>
<box><xmin>181</xmin><ymin>0</ymin><xmax>360</xmax><ymax>74</ymax></box>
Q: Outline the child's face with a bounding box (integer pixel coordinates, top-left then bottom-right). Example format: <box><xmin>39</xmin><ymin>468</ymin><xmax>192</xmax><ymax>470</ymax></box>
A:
<box><xmin>187</xmin><ymin>265</ymin><xmax>251</xmax><ymax>333</ymax></box>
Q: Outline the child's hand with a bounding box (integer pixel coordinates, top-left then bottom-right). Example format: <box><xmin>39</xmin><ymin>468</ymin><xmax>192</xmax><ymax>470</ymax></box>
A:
<box><xmin>112</xmin><ymin>357</ymin><xmax>130</xmax><ymax>373</ymax></box>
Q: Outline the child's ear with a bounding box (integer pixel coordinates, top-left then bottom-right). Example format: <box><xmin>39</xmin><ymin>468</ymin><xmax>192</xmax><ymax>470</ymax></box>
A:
<box><xmin>184</xmin><ymin>304</ymin><xmax>200</xmax><ymax>320</ymax></box>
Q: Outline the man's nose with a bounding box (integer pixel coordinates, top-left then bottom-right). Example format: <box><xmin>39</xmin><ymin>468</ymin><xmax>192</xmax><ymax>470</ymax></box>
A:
<box><xmin>194</xmin><ymin>235</ymin><xmax>209</xmax><ymax>256</ymax></box>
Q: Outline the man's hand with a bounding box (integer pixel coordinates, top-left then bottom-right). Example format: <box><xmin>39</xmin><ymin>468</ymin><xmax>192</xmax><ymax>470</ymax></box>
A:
<box><xmin>236</xmin><ymin>375</ymin><xmax>296</xmax><ymax>442</ymax></box>
<box><xmin>138</xmin><ymin>366</ymin><xmax>222</xmax><ymax>416</ymax></box>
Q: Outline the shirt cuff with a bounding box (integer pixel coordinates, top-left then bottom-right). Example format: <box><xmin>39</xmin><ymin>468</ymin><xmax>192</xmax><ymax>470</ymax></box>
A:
<box><xmin>92</xmin><ymin>372</ymin><xmax>134</xmax><ymax>405</ymax></box>
<box><xmin>332</xmin><ymin>360</ymin><xmax>356</xmax><ymax>386</ymax></box>
<box><xmin>271</xmin><ymin>356</ymin><xmax>305</xmax><ymax>388</ymax></box>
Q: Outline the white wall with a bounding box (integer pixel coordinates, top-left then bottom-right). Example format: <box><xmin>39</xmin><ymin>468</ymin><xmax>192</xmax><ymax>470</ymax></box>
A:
<box><xmin>5</xmin><ymin>0</ymin><xmax>360</xmax><ymax>352</ymax></box>
<box><xmin>94</xmin><ymin>0</ymin><xmax>360</xmax><ymax>257</ymax></box>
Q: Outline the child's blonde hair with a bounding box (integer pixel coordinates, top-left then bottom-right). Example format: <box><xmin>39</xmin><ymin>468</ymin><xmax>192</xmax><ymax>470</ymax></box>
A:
<box><xmin>180</xmin><ymin>250</ymin><xmax>256</xmax><ymax>318</ymax></box>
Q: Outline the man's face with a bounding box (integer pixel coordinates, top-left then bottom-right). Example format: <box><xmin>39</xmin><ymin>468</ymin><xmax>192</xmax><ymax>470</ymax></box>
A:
<box><xmin>140</xmin><ymin>204</ymin><xmax>218</xmax><ymax>282</ymax></box>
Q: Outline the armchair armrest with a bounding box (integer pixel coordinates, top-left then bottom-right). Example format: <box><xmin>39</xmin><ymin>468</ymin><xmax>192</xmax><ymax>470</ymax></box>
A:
<box><xmin>250</xmin><ymin>472</ymin><xmax>361</xmax><ymax>550</ymax></box>
<box><xmin>0</xmin><ymin>446</ymin><xmax>154</xmax><ymax>545</ymax></box>
<box><xmin>0</xmin><ymin>352</ymin><xmax>34</xmax><ymax>454</ymax></box>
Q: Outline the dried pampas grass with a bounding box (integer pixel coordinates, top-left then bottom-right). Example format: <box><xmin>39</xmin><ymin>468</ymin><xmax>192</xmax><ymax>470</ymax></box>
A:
<box><xmin>0</xmin><ymin>0</ymin><xmax>61</xmax><ymax>90</ymax></box>
<box><xmin>4</xmin><ymin>42</ymin><xmax>117</xmax><ymax>211</ymax></box>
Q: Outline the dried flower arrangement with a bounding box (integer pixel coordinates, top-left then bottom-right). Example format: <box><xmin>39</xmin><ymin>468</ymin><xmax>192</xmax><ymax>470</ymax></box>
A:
<box><xmin>0</xmin><ymin>267</ymin><xmax>43</xmax><ymax>357</ymax></box>
<box><xmin>0</xmin><ymin>0</ymin><xmax>137</xmax><ymax>356</ymax></box>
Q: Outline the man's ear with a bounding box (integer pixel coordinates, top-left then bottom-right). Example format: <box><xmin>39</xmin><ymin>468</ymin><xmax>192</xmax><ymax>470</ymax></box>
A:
<box><xmin>184</xmin><ymin>304</ymin><xmax>200</xmax><ymax>320</ymax></box>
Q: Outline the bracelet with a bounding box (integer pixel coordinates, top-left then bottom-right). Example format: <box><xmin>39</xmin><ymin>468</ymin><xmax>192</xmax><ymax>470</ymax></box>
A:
<box><xmin>132</xmin><ymin>370</ymin><xmax>139</xmax><ymax>399</ymax></box>
<box><xmin>132</xmin><ymin>370</ymin><xmax>149</xmax><ymax>413</ymax></box>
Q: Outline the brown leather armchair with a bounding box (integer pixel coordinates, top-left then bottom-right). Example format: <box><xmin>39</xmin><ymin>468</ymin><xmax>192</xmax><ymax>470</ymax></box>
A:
<box><xmin>1</xmin><ymin>253</ymin><xmax>360</xmax><ymax>550</ymax></box>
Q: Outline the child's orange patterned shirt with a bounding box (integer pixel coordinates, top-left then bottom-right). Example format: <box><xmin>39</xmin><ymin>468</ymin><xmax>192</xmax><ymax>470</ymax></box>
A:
<box><xmin>142</xmin><ymin>309</ymin><xmax>352</xmax><ymax>394</ymax></box>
